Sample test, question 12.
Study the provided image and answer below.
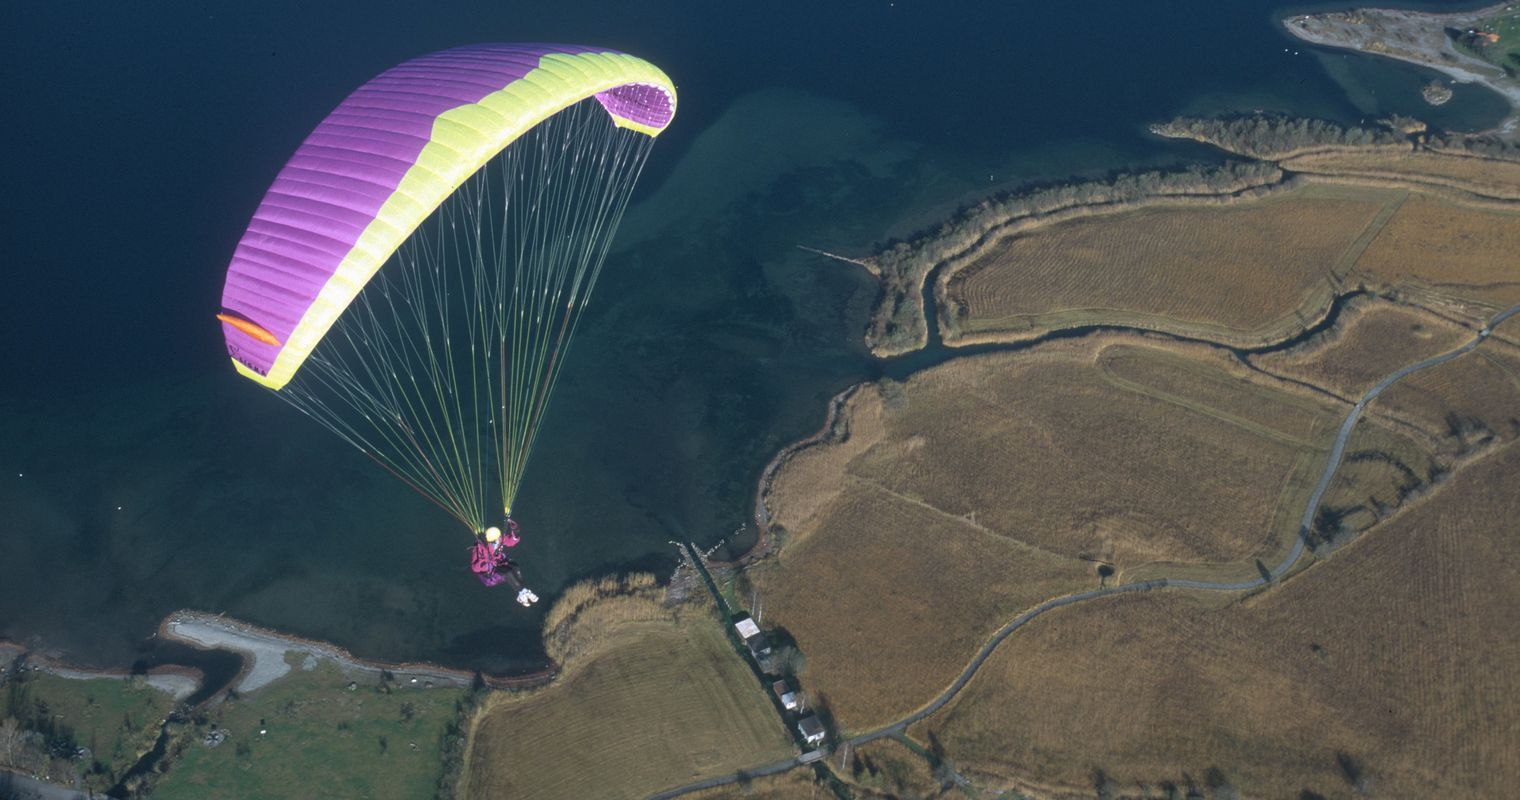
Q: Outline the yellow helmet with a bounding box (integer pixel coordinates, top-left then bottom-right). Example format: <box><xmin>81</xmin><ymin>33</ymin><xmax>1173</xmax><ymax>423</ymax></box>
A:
<box><xmin>484</xmin><ymin>526</ymin><xmax>502</xmax><ymax>543</ymax></box>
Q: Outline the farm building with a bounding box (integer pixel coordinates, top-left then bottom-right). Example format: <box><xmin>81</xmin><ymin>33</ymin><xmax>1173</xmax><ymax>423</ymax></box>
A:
<box><xmin>734</xmin><ymin>617</ymin><xmax>761</xmax><ymax>638</ymax></box>
<box><xmin>772</xmin><ymin>679</ymin><xmax>799</xmax><ymax>711</ymax></box>
<box><xmin>797</xmin><ymin>715</ymin><xmax>826</xmax><ymax>746</ymax></box>
<box><xmin>733</xmin><ymin>615</ymin><xmax>772</xmax><ymax>657</ymax></box>
<box><xmin>746</xmin><ymin>635</ymin><xmax>772</xmax><ymax>659</ymax></box>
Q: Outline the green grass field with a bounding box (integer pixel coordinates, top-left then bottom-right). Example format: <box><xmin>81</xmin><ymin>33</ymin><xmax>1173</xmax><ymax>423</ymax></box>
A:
<box><xmin>151</xmin><ymin>656</ymin><xmax>468</xmax><ymax>800</ymax></box>
<box><xmin>1455</xmin><ymin>7</ymin><xmax>1520</xmax><ymax>75</ymax></box>
<box><xmin>1</xmin><ymin>670</ymin><xmax>175</xmax><ymax>789</ymax></box>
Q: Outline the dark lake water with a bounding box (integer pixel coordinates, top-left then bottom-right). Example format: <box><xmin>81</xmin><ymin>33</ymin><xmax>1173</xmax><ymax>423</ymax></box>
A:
<box><xmin>0</xmin><ymin>1</ymin><xmax>1507</xmax><ymax>672</ymax></box>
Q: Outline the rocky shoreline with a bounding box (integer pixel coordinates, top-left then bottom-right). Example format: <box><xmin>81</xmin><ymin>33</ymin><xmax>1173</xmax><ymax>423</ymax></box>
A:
<box><xmin>702</xmin><ymin>384</ymin><xmax>862</xmax><ymax>572</ymax></box>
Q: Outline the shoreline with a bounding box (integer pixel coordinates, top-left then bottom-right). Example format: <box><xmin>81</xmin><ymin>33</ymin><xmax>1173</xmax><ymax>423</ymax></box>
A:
<box><xmin>705</xmin><ymin>383</ymin><xmax>863</xmax><ymax>571</ymax></box>
<box><xmin>1282</xmin><ymin>4</ymin><xmax>1520</xmax><ymax>139</ymax></box>
<box><xmin>10</xmin><ymin>118</ymin><xmax>1509</xmax><ymax>723</ymax></box>
<box><xmin>155</xmin><ymin>610</ymin><xmax>555</xmax><ymax>697</ymax></box>
<box><xmin>858</xmin><ymin>162</ymin><xmax>1286</xmax><ymax>361</ymax></box>
<box><xmin>4</xmin><ymin>373</ymin><xmax>867</xmax><ymax>701</ymax></box>
<box><xmin>2</xmin><ymin>639</ymin><xmax>201</xmax><ymax>701</ymax></box>
<box><xmin>3</xmin><ymin>379</ymin><xmax>873</xmax><ymax>697</ymax></box>
<box><xmin>1</xmin><ymin>610</ymin><xmax>557</xmax><ymax>709</ymax></box>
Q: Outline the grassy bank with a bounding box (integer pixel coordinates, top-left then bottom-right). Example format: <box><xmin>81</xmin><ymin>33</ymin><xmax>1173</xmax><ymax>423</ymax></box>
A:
<box><xmin>149</xmin><ymin>656</ymin><xmax>468</xmax><ymax>800</ymax></box>
<box><xmin>862</xmin><ymin>161</ymin><xmax>1282</xmax><ymax>356</ymax></box>
<box><xmin>1</xmin><ymin>670</ymin><xmax>176</xmax><ymax>793</ymax></box>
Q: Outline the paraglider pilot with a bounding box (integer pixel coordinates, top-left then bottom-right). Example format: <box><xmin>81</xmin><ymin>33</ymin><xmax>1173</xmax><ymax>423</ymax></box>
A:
<box><xmin>471</xmin><ymin>518</ymin><xmax>539</xmax><ymax>607</ymax></box>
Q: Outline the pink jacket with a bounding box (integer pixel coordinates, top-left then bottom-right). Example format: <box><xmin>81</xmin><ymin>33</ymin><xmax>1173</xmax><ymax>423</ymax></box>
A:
<box><xmin>469</xmin><ymin>541</ymin><xmax>495</xmax><ymax>574</ymax></box>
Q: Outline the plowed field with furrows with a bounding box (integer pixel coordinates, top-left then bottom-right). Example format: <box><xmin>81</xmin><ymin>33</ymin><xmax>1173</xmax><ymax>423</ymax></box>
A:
<box><xmin>1354</xmin><ymin>194</ymin><xmax>1520</xmax><ymax>308</ymax></box>
<box><xmin>947</xmin><ymin>185</ymin><xmax>1394</xmax><ymax>338</ymax></box>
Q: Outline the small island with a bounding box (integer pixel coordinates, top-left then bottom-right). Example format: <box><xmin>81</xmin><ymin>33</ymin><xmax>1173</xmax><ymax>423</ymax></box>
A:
<box><xmin>1284</xmin><ymin>3</ymin><xmax>1520</xmax><ymax>138</ymax></box>
<box><xmin>1424</xmin><ymin>78</ymin><xmax>1454</xmax><ymax>106</ymax></box>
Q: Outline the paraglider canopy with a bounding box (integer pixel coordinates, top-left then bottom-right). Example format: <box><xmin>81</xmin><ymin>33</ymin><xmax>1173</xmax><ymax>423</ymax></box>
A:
<box><xmin>219</xmin><ymin>44</ymin><xmax>676</xmax><ymax>532</ymax></box>
<box><xmin>222</xmin><ymin>44</ymin><xmax>675</xmax><ymax>390</ymax></box>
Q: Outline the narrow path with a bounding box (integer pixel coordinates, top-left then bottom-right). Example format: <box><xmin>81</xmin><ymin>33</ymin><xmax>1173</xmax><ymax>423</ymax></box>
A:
<box><xmin>646</xmin><ymin>301</ymin><xmax>1520</xmax><ymax>799</ymax></box>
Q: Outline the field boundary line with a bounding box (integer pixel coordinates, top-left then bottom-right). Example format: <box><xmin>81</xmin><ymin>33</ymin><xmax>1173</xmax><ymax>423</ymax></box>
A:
<box><xmin>842</xmin><ymin>476</ymin><xmax>1073</xmax><ymax>564</ymax></box>
<box><xmin>1332</xmin><ymin>190</ymin><xmax>1407</xmax><ymax>281</ymax></box>
<box><xmin>1291</xmin><ymin>167</ymin><xmax>1520</xmax><ymax>207</ymax></box>
<box><xmin>1098</xmin><ymin>361</ymin><xmax>1323</xmax><ymax>449</ymax></box>
<box><xmin>1291</xmin><ymin>165</ymin><xmax>1520</xmax><ymax>203</ymax></box>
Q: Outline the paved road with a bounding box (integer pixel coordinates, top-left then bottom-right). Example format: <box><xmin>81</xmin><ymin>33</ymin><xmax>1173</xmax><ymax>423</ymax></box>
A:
<box><xmin>646</xmin><ymin>754</ymin><xmax>814</xmax><ymax>800</ymax></box>
<box><xmin>846</xmin><ymin>580</ymin><xmax>1167</xmax><ymax>746</ymax></box>
<box><xmin>646</xmin><ymin>304</ymin><xmax>1520</xmax><ymax>799</ymax></box>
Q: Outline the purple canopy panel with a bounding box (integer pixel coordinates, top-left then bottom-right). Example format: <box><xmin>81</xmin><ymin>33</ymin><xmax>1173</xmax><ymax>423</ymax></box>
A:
<box><xmin>219</xmin><ymin>43</ymin><xmax>675</xmax><ymax>386</ymax></box>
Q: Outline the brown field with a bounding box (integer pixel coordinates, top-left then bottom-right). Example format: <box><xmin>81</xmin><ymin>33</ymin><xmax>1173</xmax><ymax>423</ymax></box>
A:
<box><xmin>880</xmin><ymin>340</ymin><xmax>1334</xmax><ymax>565</ymax></box>
<box><xmin>943</xmin><ymin>183</ymin><xmax>1401</xmax><ymax>345</ymax></box>
<box><xmin>913</xmin><ymin>441</ymin><xmax>1520</xmax><ymax>800</ymax></box>
<box><xmin>1372</xmin><ymin>339</ymin><xmax>1520</xmax><ymax>455</ymax></box>
<box><xmin>751</xmin><ymin>336</ymin><xmax>1341</xmax><ymax>730</ymax></box>
<box><xmin>1281</xmin><ymin>149</ymin><xmax>1520</xmax><ymax>200</ymax></box>
<box><xmin>1314</xmin><ymin>417</ymin><xmax>1444</xmax><ymax>543</ymax></box>
<box><xmin>864</xmin><ymin>163</ymin><xmax>1283</xmax><ymax>356</ymax></box>
<box><xmin>1099</xmin><ymin>344</ymin><xmax>1333</xmax><ymax>443</ymax></box>
<box><xmin>460</xmin><ymin>600</ymin><xmax>793</xmax><ymax>800</ymax></box>
<box><xmin>1353</xmin><ymin>194</ymin><xmax>1520</xmax><ymax>309</ymax></box>
<box><xmin>1253</xmin><ymin>297</ymin><xmax>1473</xmax><ymax>401</ymax></box>
<box><xmin>747</xmin><ymin>413</ymin><xmax>1092</xmax><ymax>730</ymax></box>
<box><xmin>687</xmin><ymin>768</ymin><xmax>832</xmax><ymax>799</ymax></box>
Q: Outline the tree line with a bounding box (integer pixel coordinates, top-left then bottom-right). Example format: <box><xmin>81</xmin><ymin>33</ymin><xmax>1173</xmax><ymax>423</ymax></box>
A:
<box><xmin>1150</xmin><ymin>113</ymin><xmax>1407</xmax><ymax>160</ymax></box>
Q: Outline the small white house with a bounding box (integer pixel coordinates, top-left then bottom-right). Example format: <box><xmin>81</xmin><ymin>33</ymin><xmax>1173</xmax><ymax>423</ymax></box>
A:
<box><xmin>797</xmin><ymin>715</ymin><xmax>826</xmax><ymax>746</ymax></box>
<box><xmin>772</xmin><ymin>680</ymin><xmax>799</xmax><ymax>711</ymax></box>
<box><xmin>733</xmin><ymin>615</ymin><xmax>772</xmax><ymax>657</ymax></box>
